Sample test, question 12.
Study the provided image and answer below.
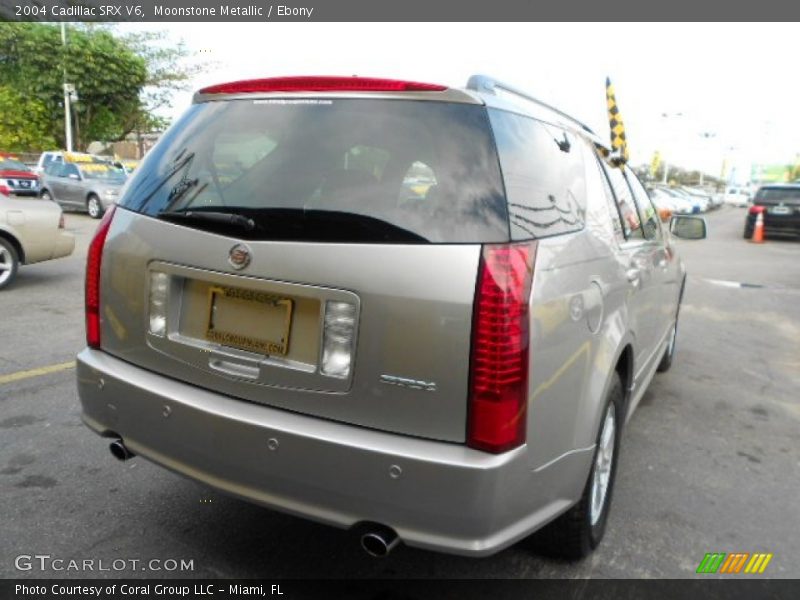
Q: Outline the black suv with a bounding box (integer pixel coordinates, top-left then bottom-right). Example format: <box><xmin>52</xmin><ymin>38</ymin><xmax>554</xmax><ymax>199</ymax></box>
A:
<box><xmin>745</xmin><ymin>183</ymin><xmax>800</xmax><ymax>238</ymax></box>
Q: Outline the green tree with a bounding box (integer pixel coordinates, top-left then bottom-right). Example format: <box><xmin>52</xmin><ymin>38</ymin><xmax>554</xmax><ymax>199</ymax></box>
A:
<box><xmin>0</xmin><ymin>23</ymin><xmax>201</xmax><ymax>151</ymax></box>
<box><xmin>120</xmin><ymin>29</ymin><xmax>205</xmax><ymax>134</ymax></box>
<box><xmin>0</xmin><ymin>86</ymin><xmax>56</xmax><ymax>151</ymax></box>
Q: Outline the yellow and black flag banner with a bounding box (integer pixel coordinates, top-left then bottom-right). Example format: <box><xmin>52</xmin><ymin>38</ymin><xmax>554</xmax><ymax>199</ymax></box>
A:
<box><xmin>606</xmin><ymin>77</ymin><xmax>629</xmax><ymax>164</ymax></box>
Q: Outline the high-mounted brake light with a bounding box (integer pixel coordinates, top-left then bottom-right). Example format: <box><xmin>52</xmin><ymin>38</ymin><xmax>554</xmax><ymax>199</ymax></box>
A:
<box><xmin>85</xmin><ymin>205</ymin><xmax>117</xmax><ymax>349</ymax></box>
<box><xmin>467</xmin><ymin>242</ymin><xmax>537</xmax><ymax>454</ymax></box>
<box><xmin>199</xmin><ymin>76</ymin><xmax>447</xmax><ymax>95</ymax></box>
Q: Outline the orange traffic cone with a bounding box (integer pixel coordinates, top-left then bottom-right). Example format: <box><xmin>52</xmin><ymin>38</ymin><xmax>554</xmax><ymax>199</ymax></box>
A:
<box><xmin>751</xmin><ymin>210</ymin><xmax>765</xmax><ymax>243</ymax></box>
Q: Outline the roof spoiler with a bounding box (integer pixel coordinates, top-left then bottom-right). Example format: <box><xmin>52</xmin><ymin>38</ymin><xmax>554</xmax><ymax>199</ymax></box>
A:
<box><xmin>466</xmin><ymin>74</ymin><xmax>595</xmax><ymax>135</ymax></box>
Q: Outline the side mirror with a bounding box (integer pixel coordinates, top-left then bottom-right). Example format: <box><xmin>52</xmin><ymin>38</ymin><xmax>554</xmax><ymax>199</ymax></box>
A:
<box><xmin>670</xmin><ymin>215</ymin><xmax>707</xmax><ymax>240</ymax></box>
<box><xmin>68</xmin><ymin>173</ymin><xmax>80</xmax><ymax>180</ymax></box>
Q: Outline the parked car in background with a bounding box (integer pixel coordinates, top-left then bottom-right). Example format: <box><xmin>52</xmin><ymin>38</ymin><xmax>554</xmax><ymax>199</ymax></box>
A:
<box><xmin>0</xmin><ymin>193</ymin><xmax>75</xmax><ymax>289</ymax></box>
<box><xmin>0</xmin><ymin>153</ymin><xmax>39</xmax><ymax>197</ymax></box>
<box><xmin>650</xmin><ymin>186</ymin><xmax>697</xmax><ymax>214</ymax></box>
<box><xmin>33</xmin><ymin>151</ymin><xmax>110</xmax><ymax>175</ymax></box>
<box><xmin>744</xmin><ymin>183</ymin><xmax>800</xmax><ymax>238</ymax></box>
<box><xmin>669</xmin><ymin>187</ymin><xmax>709</xmax><ymax>212</ymax></box>
<box><xmin>680</xmin><ymin>186</ymin><xmax>719</xmax><ymax>210</ymax></box>
<box><xmin>724</xmin><ymin>187</ymin><xmax>750</xmax><ymax>207</ymax></box>
<box><xmin>40</xmin><ymin>160</ymin><xmax>127</xmax><ymax>218</ymax></box>
<box><xmin>77</xmin><ymin>74</ymin><xmax>707</xmax><ymax>560</ymax></box>
<box><xmin>647</xmin><ymin>187</ymin><xmax>680</xmax><ymax>215</ymax></box>
<box><xmin>113</xmin><ymin>159</ymin><xmax>139</xmax><ymax>175</ymax></box>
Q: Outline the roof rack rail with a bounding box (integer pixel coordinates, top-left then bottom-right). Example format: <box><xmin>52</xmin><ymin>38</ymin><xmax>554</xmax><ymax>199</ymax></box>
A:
<box><xmin>466</xmin><ymin>74</ymin><xmax>594</xmax><ymax>134</ymax></box>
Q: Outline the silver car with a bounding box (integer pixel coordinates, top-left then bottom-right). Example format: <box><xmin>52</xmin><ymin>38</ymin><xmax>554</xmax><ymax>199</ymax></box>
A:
<box><xmin>76</xmin><ymin>75</ymin><xmax>706</xmax><ymax>559</ymax></box>
<box><xmin>40</xmin><ymin>160</ymin><xmax>126</xmax><ymax>219</ymax></box>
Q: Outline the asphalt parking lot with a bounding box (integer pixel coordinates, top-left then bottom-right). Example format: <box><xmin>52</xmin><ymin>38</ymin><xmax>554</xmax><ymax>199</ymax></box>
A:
<box><xmin>1</xmin><ymin>206</ymin><xmax>798</xmax><ymax>579</ymax></box>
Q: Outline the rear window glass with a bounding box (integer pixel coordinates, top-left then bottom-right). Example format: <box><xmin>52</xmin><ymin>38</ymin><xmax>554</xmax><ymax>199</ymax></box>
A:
<box><xmin>0</xmin><ymin>158</ymin><xmax>29</xmax><ymax>171</ymax></box>
<box><xmin>488</xmin><ymin>109</ymin><xmax>587</xmax><ymax>240</ymax></box>
<box><xmin>120</xmin><ymin>99</ymin><xmax>509</xmax><ymax>243</ymax></box>
<box><xmin>756</xmin><ymin>187</ymin><xmax>800</xmax><ymax>203</ymax></box>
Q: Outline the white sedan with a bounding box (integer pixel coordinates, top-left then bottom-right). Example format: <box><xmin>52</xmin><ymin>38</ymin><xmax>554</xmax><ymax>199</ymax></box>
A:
<box><xmin>0</xmin><ymin>194</ymin><xmax>75</xmax><ymax>289</ymax></box>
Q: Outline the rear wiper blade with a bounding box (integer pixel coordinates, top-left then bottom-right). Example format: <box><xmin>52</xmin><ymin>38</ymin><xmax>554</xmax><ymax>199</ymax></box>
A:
<box><xmin>157</xmin><ymin>209</ymin><xmax>255</xmax><ymax>231</ymax></box>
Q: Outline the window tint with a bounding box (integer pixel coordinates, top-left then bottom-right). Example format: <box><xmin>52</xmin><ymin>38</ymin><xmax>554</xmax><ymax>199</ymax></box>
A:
<box><xmin>581</xmin><ymin>141</ymin><xmax>625</xmax><ymax>243</ymax></box>
<box><xmin>120</xmin><ymin>99</ymin><xmax>509</xmax><ymax>244</ymax></box>
<box><xmin>488</xmin><ymin>110</ymin><xmax>587</xmax><ymax>240</ymax></box>
<box><xmin>43</xmin><ymin>162</ymin><xmax>58</xmax><ymax>175</ymax></box>
<box><xmin>604</xmin><ymin>164</ymin><xmax>644</xmax><ymax>240</ymax></box>
<box><xmin>63</xmin><ymin>164</ymin><xmax>80</xmax><ymax>178</ymax></box>
<box><xmin>625</xmin><ymin>168</ymin><xmax>661</xmax><ymax>240</ymax></box>
<box><xmin>756</xmin><ymin>187</ymin><xmax>800</xmax><ymax>204</ymax></box>
<box><xmin>211</xmin><ymin>132</ymin><xmax>277</xmax><ymax>185</ymax></box>
<box><xmin>0</xmin><ymin>158</ymin><xmax>29</xmax><ymax>171</ymax></box>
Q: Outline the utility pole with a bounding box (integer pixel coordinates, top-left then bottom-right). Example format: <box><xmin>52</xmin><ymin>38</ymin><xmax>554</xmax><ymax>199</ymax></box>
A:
<box><xmin>61</xmin><ymin>23</ymin><xmax>73</xmax><ymax>152</ymax></box>
<box><xmin>660</xmin><ymin>112</ymin><xmax>683</xmax><ymax>185</ymax></box>
<box><xmin>698</xmin><ymin>132</ymin><xmax>716</xmax><ymax>186</ymax></box>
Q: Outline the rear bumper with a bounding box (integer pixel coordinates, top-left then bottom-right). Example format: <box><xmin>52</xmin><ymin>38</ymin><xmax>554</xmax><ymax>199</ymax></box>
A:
<box><xmin>52</xmin><ymin>230</ymin><xmax>75</xmax><ymax>259</ymax></box>
<box><xmin>76</xmin><ymin>349</ymin><xmax>591</xmax><ymax>556</ymax></box>
<box><xmin>746</xmin><ymin>212</ymin><xmax>800</xmax><ymax>235</ymax></box>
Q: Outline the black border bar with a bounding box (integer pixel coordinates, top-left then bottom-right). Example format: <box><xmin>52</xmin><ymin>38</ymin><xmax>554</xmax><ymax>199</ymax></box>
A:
<box><xmin>3</xmin><ymin>579</ymin><xmax>800</xmax><ymax>600</ymax></box>
<box><xmin>2</xmin><ymin>0</ymin><xmax>800</xmax><ymax>21</ymax></box>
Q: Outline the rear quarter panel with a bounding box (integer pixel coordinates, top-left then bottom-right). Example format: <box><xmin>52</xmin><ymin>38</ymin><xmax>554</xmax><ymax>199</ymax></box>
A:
<box><xmin>526</xmin><ymin>177</ymin><xmax>631</xmax><ymax>485</ymax></box>
<box><xmin>0</xmin><ymin>196</ymin><xmax>64</xmax><ymax>264</ymax></box>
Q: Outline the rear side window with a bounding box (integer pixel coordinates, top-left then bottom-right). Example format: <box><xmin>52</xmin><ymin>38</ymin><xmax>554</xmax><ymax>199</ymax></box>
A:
<box><xmin>604</xmin><ymin>164</ymin><xmax>644</xmax><ymax>240</ymax></box>
<box><xmin>581</xmin><ymin>142</ymin><xmax>625</xmax><ymax>243</ymax></box>
<box><xmin>489</xmin><ymin>110</ymin><xmax>587</xmax><ymax>240</ymax></box>
<box><xmin>625</xmin><ymin>168</ymin><xmax>661</xmax><ymax>240</ymax></box>
<box><xmin>120</xmin><ymin>99</ymin><xmax>509</xmax><ymax>244</ymax></box>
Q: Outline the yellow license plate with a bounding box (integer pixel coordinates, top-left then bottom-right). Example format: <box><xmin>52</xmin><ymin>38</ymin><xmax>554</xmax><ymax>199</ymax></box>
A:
<box><xmin>205</xmin><ymin>285</ymin><xmax>293</xmax><ymax>356</ymax></box>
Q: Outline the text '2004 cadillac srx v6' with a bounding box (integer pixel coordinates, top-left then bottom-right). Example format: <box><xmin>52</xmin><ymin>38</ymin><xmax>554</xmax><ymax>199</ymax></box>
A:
<box><xmin>77</xmin><ymin>75</ymin><xmax>706</xmax><ymax>559</ymax></box>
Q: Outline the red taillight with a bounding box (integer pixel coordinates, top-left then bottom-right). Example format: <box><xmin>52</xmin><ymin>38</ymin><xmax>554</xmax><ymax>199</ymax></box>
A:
<box><xmin>0</xmin><ymin>184</ymin><xmax>9</xmax><ymax>197</ymax></box>
<box><xmin>467</xmin><ymin>242</ymin><xmax>537</xmax><ymax>453</ymax></box>
<box><xmin>749</xmin><ymin>205</ymin><xmax>765</xmax><ymax>215</ymax></box>
<box><xmin>199</xmin><ymin>76</ymin><xmax>447</xmax><ymax>95</ymax></box>
<box><xmin>85</xmin><ymin>205</ymin><xmax>116</xmax><ymax>349</ymax></box>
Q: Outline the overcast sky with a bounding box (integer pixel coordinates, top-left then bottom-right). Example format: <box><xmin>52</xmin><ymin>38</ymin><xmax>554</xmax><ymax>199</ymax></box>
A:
<box><xmin>118</xmin><ymin>22</ymin><xmax>800</xmax><ymax>182</ymax></box>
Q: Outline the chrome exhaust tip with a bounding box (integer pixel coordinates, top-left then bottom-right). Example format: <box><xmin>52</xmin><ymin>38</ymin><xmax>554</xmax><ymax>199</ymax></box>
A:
<box><xmin>360</xmin><ymin>526</ymin><xmax>400</xmax><ymax>557</ymax></box>
<box><xmin>109</xmin><ymin>439</ymin><xmax>135</xmax><ymax>461</ymax></box>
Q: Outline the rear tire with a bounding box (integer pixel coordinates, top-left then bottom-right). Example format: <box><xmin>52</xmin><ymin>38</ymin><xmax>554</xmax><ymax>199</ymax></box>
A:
<box><xmin>743</xmin><ymin>224</ymin><xmax>753</xmax><ymax>239</ymax></box>
<box><xmin>0</xmin><ymin>237</ymin><xmax>20</xmax><ymax>290</ymax></box>
<box><xmin>528</xmin><ymin>372</ymin><xmax>623</xmax><ymax>559</ymax></box>
<box><xmin>87</xmin><ymin>194</ymin><xmax>103</xmax><ymax>219</ymax></box>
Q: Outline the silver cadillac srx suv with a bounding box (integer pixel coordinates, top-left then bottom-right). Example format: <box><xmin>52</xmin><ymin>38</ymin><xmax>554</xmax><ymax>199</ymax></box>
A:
<box><xmin>77</xmin><ymin>75</ymin><xmax>706</xmax><ymax>559</ymax></box>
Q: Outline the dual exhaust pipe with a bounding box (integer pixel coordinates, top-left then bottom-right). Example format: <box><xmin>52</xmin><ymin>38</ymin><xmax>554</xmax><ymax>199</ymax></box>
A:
<box><xmin>109</xmin><ymin>438</ymin><xmax>399</xmax><ymax>556</ymax></box>
<box><xmin>360</xmin><ymin>525</ymin><xmax>400</xmax><ymax>557</ymax></box>
<box><xmin>109</xmin><ymin>439</ymin><xmax>135</xmax><ymax>461</ymax></box>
